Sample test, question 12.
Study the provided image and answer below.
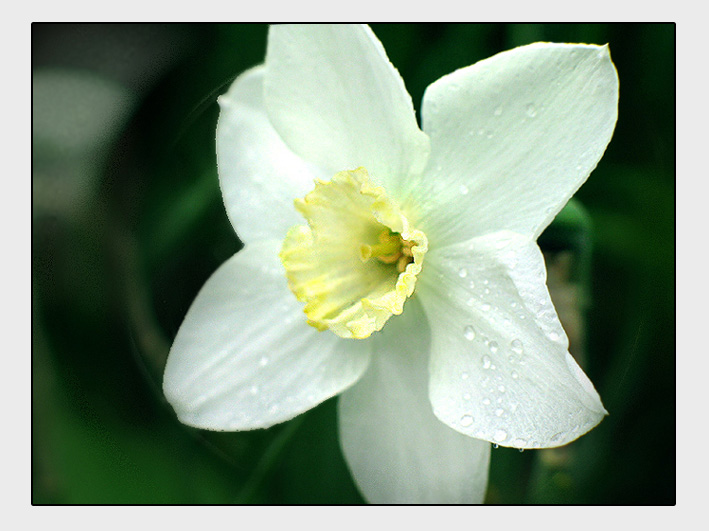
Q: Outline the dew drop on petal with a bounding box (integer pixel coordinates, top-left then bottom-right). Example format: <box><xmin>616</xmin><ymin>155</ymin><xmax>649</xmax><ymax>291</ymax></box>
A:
<box><xmin>495</xmin><ymin>408</ymin><xmax>504</xmax><ymax>417</ymax></box>
<box><xmin>493</xmin><ymin>430</ymin><xmax>508</xmax><ymax>442</ymax></box>
<box><xmin>526</xmin><ymin>103</ymin><xmax>537</xmax><ymax>118</ymax></box>
<box><xmin>488</xmin><ymin>341</ymin><xmax>498</xmax><ymax>354</ymax></box>
<box><xmin>549</xmin><ymin>331</ymin><xmax>560</xmax><ymax>341</ymax></box>
<box><xmin>461</xmin><ymin>371</ymin><xmax>470</xmax><ymax>380</ymax></box>
<box><xmin>259</xmin><ymin>356</ymin><xmax>269</xmax><ymax>367</ymax></box>
<box><xmin>458</xmin><ymin>268</ymin><xmax>468</xmax><ymax>278</ymax></box>
<box><xmin>464</xmin><ymin>325</ymin><xmax>476</xmax><ymax>341</ymax></box>
<box><xmin>498</xmin><ymin>384</ymin><xmax>506</xmax><ymax>393</ymax></box>
<box><xmin>459</xmin><ymin>184</ymin><xmax>469</xmax><ymax>195</ymax></box>
<box><xmin>460</xmin><ymin>414</ymin><xmax>474</xmax><ymax>427</ymax></box>
<box><xmin>481</xmin><ymin>302</ymin><xmax>491</xmax><ymax>311</ymax></box>
<box><xmin>511</xmin><ymin>370</ymin><xmax>519</xmax><ymax>380</ymax></box>
<box><xmin>550</xmin><ymin>432</ymin><xmax>565</xmax><ymax>444</ymax></box>
<box><xmin>482</xmin><ymin>355</ymin><xmax>491</xmax><ymax>369</ymax></box>
<box><xmin>511</xmin><ymin>339</ymin><xmax>524</xmax><ymax>354</ymax></box>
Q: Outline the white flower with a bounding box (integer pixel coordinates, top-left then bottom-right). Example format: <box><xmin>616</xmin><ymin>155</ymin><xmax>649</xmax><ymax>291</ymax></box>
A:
<box><xmin>163</xmin><ymin>24</ymin><xmax>618</xmax><ymax>504</ymax></box>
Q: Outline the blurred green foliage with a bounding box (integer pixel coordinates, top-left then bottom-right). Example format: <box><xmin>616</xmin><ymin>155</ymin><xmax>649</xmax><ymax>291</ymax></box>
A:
<box><xmin>32</xmin><ymin>23</ymin><xmax>675</xmax><ymax>504</ymax></box>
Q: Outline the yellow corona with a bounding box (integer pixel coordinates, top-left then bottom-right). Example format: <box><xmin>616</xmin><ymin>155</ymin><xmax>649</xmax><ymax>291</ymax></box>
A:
<box><xmin>279</xmin><ymin>167</ymin><xmax>428</xmax><ymax>339</ymax></box>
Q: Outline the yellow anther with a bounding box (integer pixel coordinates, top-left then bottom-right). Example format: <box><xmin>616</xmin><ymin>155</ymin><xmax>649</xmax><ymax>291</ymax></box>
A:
<box><xmin>360</xmin><ymin>230</ymin><xmax>404</xmax><ymax>263</ymax></box>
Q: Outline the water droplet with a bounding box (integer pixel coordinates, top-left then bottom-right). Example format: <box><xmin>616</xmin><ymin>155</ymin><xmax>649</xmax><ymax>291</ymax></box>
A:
<box><xmin>493</xmin><ymin>443</ymin><xmax>499</xmax><ymax>449</ymax></box>
<box><xmin>511</xmin><ymin>370</ymin><xmax>519</xmax><ymax>380</ymax></box>
<box><xmin>466</xmin><ymin>297</ymin><xmax>475</xmax><ymax>307</ymax></box>
<box><xmin>482</xmin><ymin>397</ymin><xmax>491</xmax><ymax>405</ymax></box>
<box><xmin>481</xmin><ymin>302</ymin><xmax>491</xmax><ymax>311</ymax></box>
<box><xmin>482</xmin><ymin>355</ymin><xmax>491</xmax><ymax>369</ymax></box>
<box><xmin>495</xmin><ymin>408</ymin><xmax>504</xmax><ymax>417</ymax></box>
<box><xmin>526</xmin><ymin>103</ymin><xmax>537</xmax><ymax>117</ymax></box>
<box><xmin>464</xmin><ymin>325</ymin><xmax>476</xmax><ymax>341</ymax></box>
<box><xmin>460</xmin><ymin>414</ymin><xmax>474</xmax><ymax>427</ymax></box>
<box><xmin>458</xmin><ymin>268</ymin><xmax>468</xmax><ymax>278</ymax></box>
<box><xmin>461</xmin><ymin>371</ymin><xmax>469</xmax><ymax>380</ymax></box>
<box><xmin>514</xmin><ymin>438</ymin><xmax>527</xmax><ymax>448</ymax></box>
<box><xmin>494</xmin><ymin>106</ymin><xmax>503</xmax><ymax>116</ymax></box>
<box><xmin>459</xmin><ymin>184</ymin><xmax>469</xmax><ymax>195</ymax></box>
<box><xmin>259</xmin><ymin>356</ymin><xmax>269</xmax><ymax>367</ymax></box>
<box><xmin>549</xmin><ymin>331</ymin><xmax>560</xmax><ymax>341</ymax></box>
<box><xmin>488</xmin><ymin>341</ymin><xmax>499</xmax><ymax>354</ymax></box>
<box><xmin>249</xmin><ymin>385</ymin><xmax>259</xmax><ymax>395</ymax></box>
<box><xmin>468</xmin><ymin>280</ymin><xmax>476</xmax><ymax>289</ymax></box>
<box><xmin>463</xmin><ymin>392</ymin><xmax>472</xmax><ymax>400</ymax></box>
<box><xmin>493</xmin><ymin>429</ymin><xmax>508</xmax><ymax>442</ymax></box>
<box><xmin>498</xmin><ymin>384</ymin><xmax>506</xmax><ymax>393</ymax></box>
<box><xmin>511</xmin><ymin>339</ymin><xmax>523</xmax><ymax>353</ymax></box>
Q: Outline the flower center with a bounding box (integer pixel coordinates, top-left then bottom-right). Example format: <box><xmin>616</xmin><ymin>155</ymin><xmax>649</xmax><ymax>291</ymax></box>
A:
<box><xmin>279</xmin><ymin>167</ymin><xmax>427</xmax><ymax>339</ymax></box>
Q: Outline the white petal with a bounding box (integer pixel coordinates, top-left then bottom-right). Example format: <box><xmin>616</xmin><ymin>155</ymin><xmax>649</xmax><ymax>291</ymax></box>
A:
<box><xmin>264</xmin><ymin>24</ymin><xmax>429</xmax><ymax>197</ymax></box>
<box><xmin>338</xmin><ymin>297</ymin><xmax>491</xmax><ymax>504</ymax></box>
<box><xmin>418</xmin><ymin>43</ymin><xmax>618</xmax><ymax>245</ymax></box>
<box><xmin>163</xmin><ymin>240</ymin><xmax>371</xmax><ymax>430</ymax></box>
<box><xmin>216</xmin><ymin>66</ymin><xmax>326</xmax><ymax>244</ymax></box>
<box><xmin>417</xmin><ymin>232</ymin><xmax>607</xmax><ymax>448</ymax></box>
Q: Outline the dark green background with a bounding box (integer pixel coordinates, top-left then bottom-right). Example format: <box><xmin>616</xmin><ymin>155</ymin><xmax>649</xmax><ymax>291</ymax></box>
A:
<box><xmin>32</xmin><ymin>23</ymin><xmax>675</xmax><ymax>504</ymax></box>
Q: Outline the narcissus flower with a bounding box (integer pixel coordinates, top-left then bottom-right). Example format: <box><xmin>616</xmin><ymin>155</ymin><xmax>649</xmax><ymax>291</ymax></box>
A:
<box><xmin>163</xmin><ymin>24</ymin><xmax>618</xmax><ymax>504</ymax></box>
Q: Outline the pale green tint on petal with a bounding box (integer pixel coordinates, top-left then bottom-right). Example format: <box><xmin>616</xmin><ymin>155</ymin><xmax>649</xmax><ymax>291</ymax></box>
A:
<box><xmin>338</xmin><ymin>297</ymin><xmax>491</xmax><ymax>503</ymax></box>
<box><xmin>417</xmin><ymin>232</ymin><xmax>606</xmax><ymax>449</ymax></box>
<box><xmin>216</xmin><ymin>66</ymin><xmax>327</xmax><ymax>244</ymax></box>
<box><xmin>418</xmin><ymin>43</ymin><xmax>618</xmax><ymax>246</ymax></box>
<box><xmin>162</xmin><ymin>240</ymin><xmax>371</xmax><ymax>431</ymax></box>
<box><xmin>264</xmin><ymin>24</ymin><xmax>430</xmax><ymax>198</ymax></box>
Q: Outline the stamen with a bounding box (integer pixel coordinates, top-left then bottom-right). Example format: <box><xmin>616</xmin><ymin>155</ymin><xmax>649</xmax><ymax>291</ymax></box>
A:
<box><xmin>360</xmin><ymin>231</ymin><xmax>402</xmax><ymax>263</ymax></box>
